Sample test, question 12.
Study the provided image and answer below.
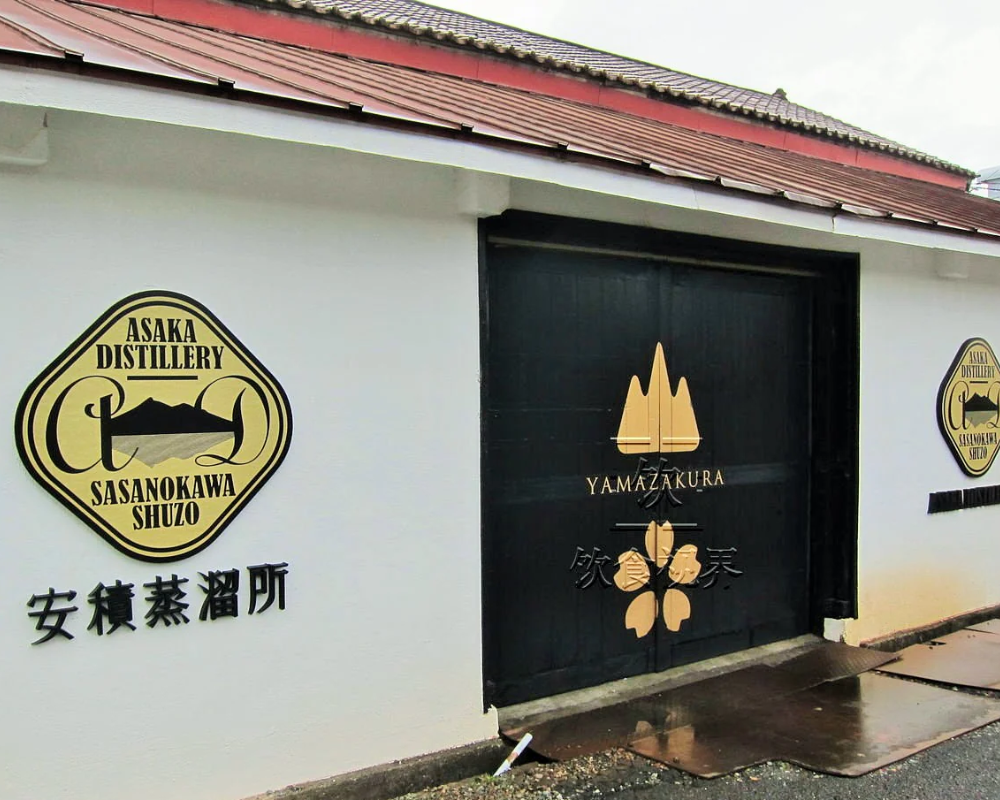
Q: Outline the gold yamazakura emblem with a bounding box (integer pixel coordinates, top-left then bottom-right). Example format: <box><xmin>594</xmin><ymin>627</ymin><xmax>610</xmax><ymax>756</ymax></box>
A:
<box><xmin>15</xmin><ymin>291</ymin><xmax>291</xmax><ymax>561</ymax></box>
<box><xmin>938</xmin><ymin>338</ymin><xmax>1000</xmax><ymax>477</ymax></box>
<box><xmin>613</xmin><ymin>521</ymin><xmax>701</xmax><ymax>637</ymax></box>
<box><xmin>615</xmin><ymin>343</ymin><xmax>700</xmax><ymax>454</ymax></box>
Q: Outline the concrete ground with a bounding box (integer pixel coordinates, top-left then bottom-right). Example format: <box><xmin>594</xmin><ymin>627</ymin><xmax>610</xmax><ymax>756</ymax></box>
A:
<box><xmin>252</xmin><ymin>624</ymin><xmax>1000</xmax><ymax>800</ymax></box>
<box><xmin>397</xmin><ymin>718</ymin><xmax>1000</xmax><ymax>800</ymax></box>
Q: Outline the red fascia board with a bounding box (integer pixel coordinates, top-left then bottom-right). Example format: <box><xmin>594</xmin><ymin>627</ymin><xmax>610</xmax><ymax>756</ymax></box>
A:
<box><xmin>80</xmin><ymin>0</ymin><xmax>966</xmax><ymax>190</ymax></box>
<box><xmin>478</xmin><ymin>59</ymin><xmax>602</xmax><ymax>106</ymax></box>
<box><xmin>600</xmin><ymin>86</ymin><xmax>965</xmax><ymax>190</ymax></box>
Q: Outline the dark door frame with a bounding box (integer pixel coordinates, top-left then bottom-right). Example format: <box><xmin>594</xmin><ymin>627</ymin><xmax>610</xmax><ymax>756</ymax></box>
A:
<box><xmin>479</xmin><ymin>210</ymin><xmax>859</xmax><ymax>709</ymax></box>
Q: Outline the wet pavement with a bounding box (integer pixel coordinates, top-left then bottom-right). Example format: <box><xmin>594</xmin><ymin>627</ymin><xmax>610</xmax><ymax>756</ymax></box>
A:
<box><xmin>504</xmin><ymin>639</ymin><xmax>1000</xmax><ymax>778</ymax></box>
<box><xmin>399</xmin><ymin>719</ymin><xmax>1000</xmax><ymax>800</ymax></box>
<box><xmin>506</xmin><ymin>643</ymin><xmax>897</xmax><ymax>763</ymax></box>
<box><xmin>631</xmin><ymin>671</ymin><xmax>1000</xmax><ymax>776</ymax></box>
<box><xmin>878</xmin><ymin>629</ymin><xmax>1000</xmax><ymax>689</ymax></box>
<box><xmin>397</xmin><ymin>628</ymin><xmax>1000</xmax><ymax>800</ymax></box>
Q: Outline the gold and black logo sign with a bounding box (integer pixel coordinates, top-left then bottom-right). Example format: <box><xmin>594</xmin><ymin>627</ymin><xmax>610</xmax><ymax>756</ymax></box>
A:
<box><xmin>615</xmin><ymin>342</ymin><xmax>700</xmax><ymax>454</ymax></box>
<box><xmin>937</xmin><ymin>337</ymin><xmax>1000</xmax><ymax>477</ymax></box>
<box><xmin>15</xmin><ymin>291</ymin><xmax>292</xmax><ymax>561</ymax></box>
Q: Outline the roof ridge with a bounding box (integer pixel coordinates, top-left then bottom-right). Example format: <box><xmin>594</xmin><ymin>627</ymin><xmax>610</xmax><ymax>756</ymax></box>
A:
<box><xmin>304</xmin><ymin>0</ymin><xmax>768</xmax><ymax>95</ymax></box>
<box><xmin>247</xmin><ymin>0</ymin><xmax>973</xmax><ymax>176</ymax></box>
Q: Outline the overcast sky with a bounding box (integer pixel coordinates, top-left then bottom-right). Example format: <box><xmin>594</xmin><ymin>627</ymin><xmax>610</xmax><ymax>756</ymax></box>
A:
<box><xmin>440</xmin><ymin>0</ymin><xmax>998</xmax><ymax>174</ymax></box>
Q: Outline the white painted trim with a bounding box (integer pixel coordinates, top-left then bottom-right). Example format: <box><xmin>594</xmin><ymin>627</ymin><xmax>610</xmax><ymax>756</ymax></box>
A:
<box><xmin>0</xmin><ymin>102</ymin><xmax>47</xmax><ymax>166</ymax></box>
<box><xmin>833</xmin><ymin>215</ymin><xmax>1000</xmax><ymax>258</ymax></box>
<box><xmin>454</xmin><ymin>171</ymin><xmax>511</xmax><ymax>217</ymax></box>
<box><xmin>3</xmin><ymin>65</ymin><xmax>1000</xmax><ymax>258</ymax></box>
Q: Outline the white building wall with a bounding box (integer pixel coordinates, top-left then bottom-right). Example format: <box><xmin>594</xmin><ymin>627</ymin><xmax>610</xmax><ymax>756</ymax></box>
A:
<box><xmin>0</xmin><ymin>110</ymin><xmax>494</xmax><ymax>800</ymax></box>
<box><xmin>848</xmin><ymin>243</ymin><xmax>1000</xmax><ymax>643</ymax></box>
<box><xmin>5</xmin><ymin>92</ymin><xmax>1000</xmax><ymax>800</ymax></box>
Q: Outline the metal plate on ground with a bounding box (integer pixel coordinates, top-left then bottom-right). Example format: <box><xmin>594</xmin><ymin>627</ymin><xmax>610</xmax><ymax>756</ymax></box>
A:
<box><xmin>630</xmin><ymin>672</ymin><xmax>1000</xmax><ymax>777</ymax></box>
<box><xmin>510</xmin><ymin>666</ymin><xmax>801</xmax><ymax>761</ymax></box>
<box><xmin>505</xmin><ymin>642</ymin><xmax>897</xmax><ymax>761</ymax></box>
<box><xmin>769</xmin><ymin>640</ymin><xmax>897</xmax><ymax>683</ymax></box>
<box><xmin>876</xmin><ymin>630</ymin><xmax>1000</xmax><ymax>689</ymax></box>
<box><xmin>967</xmin><ymin>618</ymin><xmax>1000</xmax><ymax>635</ymax></box>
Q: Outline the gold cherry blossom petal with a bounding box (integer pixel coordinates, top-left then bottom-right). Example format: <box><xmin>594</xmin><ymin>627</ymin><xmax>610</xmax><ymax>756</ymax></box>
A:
<box><xmin>662</xmin><ymin>588</ymin><xmax>692</xmax><ymax>632</ymax></box>
<box><xmin>644</xmin><ymin>520</ymin><xmax>674</xmax><ymax>568</ymax></box>
<box><xmin>614</xmin><ymin>549</ymin><xmax>650</xmax><ymax>592</ymax></box>
<box><xmin>668</xmin><ymin>544</ymin><xmax>701</xmax><ymax>585</ymax></box>
<box><xmin>625</xmin><ymin>590</ymin><xmax>657</xmax><ymax>638</ymax></box>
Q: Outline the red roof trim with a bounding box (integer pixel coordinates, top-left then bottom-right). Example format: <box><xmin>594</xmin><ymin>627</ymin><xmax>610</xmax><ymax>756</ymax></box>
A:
<box><xmin>5</xmin><ymin>5</ymin><xmax>999</xmax><ymax>238</ymax></box>
<box><xmin>78</xmin><ymin>0</ymin><xmax>967</xmax><ymax>190</ymax></box>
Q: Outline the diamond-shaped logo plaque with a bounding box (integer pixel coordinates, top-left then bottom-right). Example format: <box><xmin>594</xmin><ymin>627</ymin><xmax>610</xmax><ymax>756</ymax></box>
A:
<box><xmin>15</xmin><ymin>291</ymin><xmax>292</xmax><ymax>561</ymax></box>
<box><xmin>937</xmin><ymin>337</ymin><xmax>1000</xmax><ymax>478</ymax></box>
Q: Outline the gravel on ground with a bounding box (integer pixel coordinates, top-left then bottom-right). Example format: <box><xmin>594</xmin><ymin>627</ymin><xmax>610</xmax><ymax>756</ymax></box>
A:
<box><xmin>397</xmin><ymin>720</ymin><xmax>1000</xmax><ymax>800</ymax></box>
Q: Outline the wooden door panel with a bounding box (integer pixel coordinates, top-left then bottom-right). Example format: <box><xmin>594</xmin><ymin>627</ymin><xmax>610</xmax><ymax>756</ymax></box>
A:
<box><xmin>484</xmin><ymin>245</ymin><xmax>812</xmax><ymax>706</ymax></box>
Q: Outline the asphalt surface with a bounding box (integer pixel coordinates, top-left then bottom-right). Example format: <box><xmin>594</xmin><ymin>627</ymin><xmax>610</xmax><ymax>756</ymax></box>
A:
<box><xmin>399</xmin><ymin>717</ymin><xmax>1000</xmax><ymax>800</ymax></box>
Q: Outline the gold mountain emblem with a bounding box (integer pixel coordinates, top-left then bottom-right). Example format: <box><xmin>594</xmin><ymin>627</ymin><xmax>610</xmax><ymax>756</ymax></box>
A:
<box><xmin>615</xmin><ymin>343</ymin><xmax>700</xmax><ymax>454</ymax></box>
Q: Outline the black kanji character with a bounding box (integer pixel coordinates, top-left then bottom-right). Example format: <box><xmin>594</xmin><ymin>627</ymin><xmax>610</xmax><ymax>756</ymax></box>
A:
<box><xmin>632</xmin><ymin>457</ymin><xmax>683</xmax><ymax>510</ymax></box>
<box><xmin>88</xmin><ymin>580</ymin><xmax>136</xmax><ymax>635</ymax></box>
<box><xmin>199</xmin><ymin>569</ymin><xmax>239</xmax><ymax>620</ymax></box>
<box><xmin>27</xmin><ymin>588</ymin><xmax>78</xmax><ymax>645</ymax></box>
<box><xmin>699</xmin><ymin>547</ymin><xmax>743</xmax><ymax>589</ymax></box>
<box><xmin>248</xmin><ymin>562</ymin><xmax>288</xmax><ymax>614</ymax></box>
<box><xmin>144</xmin><ymin>574</ymin><xmax>190</xmax><ymax>627</ymax></box>
<box><xmin>570</xmin><ymin>546</ymin><xmax>613</xmax><ymax>589</ymax></box>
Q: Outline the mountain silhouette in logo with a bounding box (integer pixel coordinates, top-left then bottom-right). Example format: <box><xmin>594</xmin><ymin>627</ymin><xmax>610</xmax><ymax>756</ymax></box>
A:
<box><xmin>615</xmin><ymin>343</ymin><xmax>700</xmax><ymax>454</ymax></box>
<box><xmin>964</xmin><ymin>393</ymin><xmax>998</xmax><ymax>414</ymax></box>
<box><xmin>965</xmin><ymin>392</ymin><xmax>999</xmax><ymax>428</ymax></box>
<box><xmin>109</xmin><ymin>398</ymin><xmax>235</xmax><ymax>466</ymax></box>
<box><xmin>108</xmin><ymin>398</ymin><xmax>233</xmax><ymax>436</ymax></box>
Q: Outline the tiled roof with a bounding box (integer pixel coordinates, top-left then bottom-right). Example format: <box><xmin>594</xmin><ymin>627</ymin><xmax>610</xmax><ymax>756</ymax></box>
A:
<box><xmin>258</xmin><ymin>0</ymin><xmax>971</xmax><ymax>175</ymax></box>
<box><xmin>2</xmin><ymin>0</ymin><xmax>998</xmax><ymax>238</ymax></box>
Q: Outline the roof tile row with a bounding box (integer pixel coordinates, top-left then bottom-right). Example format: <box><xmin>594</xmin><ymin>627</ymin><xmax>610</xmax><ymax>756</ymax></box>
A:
<box><xmin>259</xmin><ymin>0</ymin><xmax>969</xmax><ymax>173</ymax></box>
<box><xmin>1</xmin><ymin>0</ymin><xmax>998</xmax><ymax>237</ymax></box>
